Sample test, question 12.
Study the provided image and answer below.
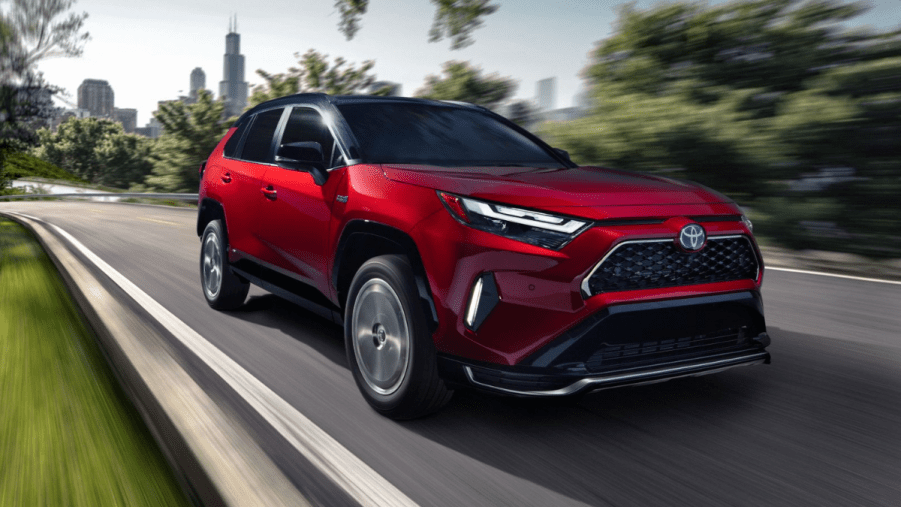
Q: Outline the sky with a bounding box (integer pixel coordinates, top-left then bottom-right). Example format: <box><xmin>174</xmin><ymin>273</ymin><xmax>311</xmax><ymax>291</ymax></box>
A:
<box><xmin>27</xmin><ymin>0</ymin><xmax>901</xmax><ymax>127</ymax></box>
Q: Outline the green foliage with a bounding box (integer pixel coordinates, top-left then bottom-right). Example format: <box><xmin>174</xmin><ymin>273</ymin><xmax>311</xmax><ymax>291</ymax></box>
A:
<box><xmin>1</xmin><ymin>0</ymin><xmax>89</xmax><ymax>192</ymax></box>
<box><xmin>2</xmin><ymin>150</ymin><xmax>85</xmax><ymax>182</ymax></box>
<box><xmin>428</xmin><ymin>0</ymin><xmax>499</xmax><ymax>50</ymax></box>
<box><xmin>0</xmin><ymin>219</ymin><xmax>191</xmax><ymax>507</ymax></box>
<box><xmin>2</xmin><ymin>0</ymin><xmax>90</xmax><ymax>70</ymax></box>
<box><xmin>249</xmin><ymin>49</ymin><xmax>386</xmax><ymax>107</ymax></box>
<box><xmin>414</xmin><ymin>60</ymin><xmax>514</xmax><ymax>108</ymax></box>
<box><xmin>32</xmin><ymin>117</ymin><xmax>153</xmax><ymax>188</ymax></box>
<box><xmin>541</xmin><ymin>0</ymin><xmax>901</xmax><ymax>258</ymax></box>
<box><xmin>334</xmin><ymin>0</ymin><xmax>368</xmax><ymax>40</ymax></box>
<box><xmin>506</xmin><ymin>99</ymin><xmax>535</xmax><ymax>126</ymax></box>
<box><xmin>141</xmin><ymin>89</ymin><xmax>229</xmax><ymax>192</ymax></box>
<box><xmin>333</xmin><ymin>0</ymin><xmax>498</xmax><ymax>49</ymax></box>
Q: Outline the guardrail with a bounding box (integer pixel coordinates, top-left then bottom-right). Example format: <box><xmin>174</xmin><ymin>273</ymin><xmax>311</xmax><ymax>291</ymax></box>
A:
<box><xmin>0</xmin><ymin>193</ymin><xmax>198</xmax><ymax>201</ymax></box>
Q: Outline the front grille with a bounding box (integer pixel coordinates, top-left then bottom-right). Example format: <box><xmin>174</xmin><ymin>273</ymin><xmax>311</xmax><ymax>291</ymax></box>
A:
<box><xmin>584</xmin><ymin>236</ymin><xmax>758</xmax><ymax>295</ymax></box>
<box><xmin>585</xmin><ymin>327</ymin><xmax>752</xmax><ymax>373</ymax></box>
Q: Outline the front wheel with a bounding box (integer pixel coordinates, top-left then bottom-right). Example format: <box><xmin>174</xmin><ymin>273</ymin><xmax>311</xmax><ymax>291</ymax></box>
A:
<box><xmin>345</xmin><ymin>255</ymin><xmax>452</xmax><ymax>419</ymax></box>
<box><xmin>200</xmin><ymin>219</ymin><xmax>249</xmax><ymax>310</ymax></box>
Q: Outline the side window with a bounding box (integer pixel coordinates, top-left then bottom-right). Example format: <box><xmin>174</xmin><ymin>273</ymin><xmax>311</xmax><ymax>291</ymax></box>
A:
<box><xmin>279</xmin><ymin>107</ymin><xmax>341</xmax><ymax>168</ymax></box>
<box><xmin>222</xmin><ymin>121</ymin><xmax>248</xmax><ymax>158</ymax></box>
<box><xmin>241</xmin><ymin>108</ymin><xmax>284</xmax><ymax>163</ymax></box>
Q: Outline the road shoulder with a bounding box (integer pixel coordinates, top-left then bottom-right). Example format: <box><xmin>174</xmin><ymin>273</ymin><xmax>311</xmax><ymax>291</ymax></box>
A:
<box><xmin>0</xmin><ymin>211</ymin><xmax>311</xmax><ymax>507</ymax></box>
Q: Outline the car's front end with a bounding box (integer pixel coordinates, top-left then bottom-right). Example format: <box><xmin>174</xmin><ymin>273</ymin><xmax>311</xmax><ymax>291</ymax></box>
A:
<box><xmin>333</xmin><ymin>96</ymin><xmax>769</xmax><ymax>405</ymax></box>
<box><xmin>397</xmin><ymin>169</ymin><xmax>768</xmax><ymax>397</ymax></box>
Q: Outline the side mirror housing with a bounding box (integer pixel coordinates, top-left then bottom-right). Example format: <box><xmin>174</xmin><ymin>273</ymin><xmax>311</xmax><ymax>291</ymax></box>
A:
<box><xmin>275</xmin><ymin>142</ymin><xmax>328</xmax><ymax>185</ymax></box>
<box><xmin>553</xmin><ymin>147</ymin><xmax>572</xmax><ymax>163</ymax></box>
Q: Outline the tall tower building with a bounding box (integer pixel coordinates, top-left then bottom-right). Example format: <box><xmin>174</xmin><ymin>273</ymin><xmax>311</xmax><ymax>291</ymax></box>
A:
<box><xmin>190</xmin><ymin>67</ymin><xmax>206</xmax><ymax>101</ymax></box>
<box><xmin>536</xmin><ymin>77</ymin><xmax>556</xmax><ymax>112</ymax></box>
<box><xmin>77</xmin><ymin>79</ymin><xmax>115</xmax><ymax>117</ymax></box>
<box><xmin>219</xmin><ymin>15</ymin><xmax>248</xmax><ymax>118</ymax></box>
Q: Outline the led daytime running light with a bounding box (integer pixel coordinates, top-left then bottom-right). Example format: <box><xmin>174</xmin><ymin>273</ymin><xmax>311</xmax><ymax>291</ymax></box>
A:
<box><xmin>462</xmin><ymin>199</ymin><xmax>585</xmax><ymax>234</ymax></box>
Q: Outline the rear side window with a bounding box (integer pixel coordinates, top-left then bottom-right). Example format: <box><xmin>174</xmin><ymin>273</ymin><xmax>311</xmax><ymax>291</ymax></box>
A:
<box><xmin>241</xmin><ymin>108</ymin><xmax>284</xmax><ymax>163</ymax></box>
<box><xmin>222</xmin><ymin>123</ymin><xmax>247</xmax><ymax>158</ymax></box>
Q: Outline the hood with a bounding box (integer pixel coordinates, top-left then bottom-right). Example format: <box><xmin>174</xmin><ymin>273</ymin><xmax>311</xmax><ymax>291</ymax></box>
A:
<box><xmin>381</xmin><ymin>164</ymin><xmax>732</xmax><ymax>208</ymax></box>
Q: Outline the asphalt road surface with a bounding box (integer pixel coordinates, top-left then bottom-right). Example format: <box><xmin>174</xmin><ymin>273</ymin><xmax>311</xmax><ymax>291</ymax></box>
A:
<box><xmin>4</xmin><ymin>200</ymin><xmax>900</xmax><ymax>507</ymax></box>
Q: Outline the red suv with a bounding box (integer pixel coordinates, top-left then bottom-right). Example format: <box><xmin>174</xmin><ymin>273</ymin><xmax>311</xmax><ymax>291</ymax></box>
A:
<box><xmin>198</xmin><ymin>94</ymin><xmax>770</xmax><ymax>419</ymax></box>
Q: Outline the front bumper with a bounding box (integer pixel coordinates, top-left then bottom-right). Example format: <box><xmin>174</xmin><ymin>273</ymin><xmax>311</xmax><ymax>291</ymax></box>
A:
<box><xmin>438</xmin><ymin>291</ymin><xmax>770</xmax><ymax>396</ymax></box>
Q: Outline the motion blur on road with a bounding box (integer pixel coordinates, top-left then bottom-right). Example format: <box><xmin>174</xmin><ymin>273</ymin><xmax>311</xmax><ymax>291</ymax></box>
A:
<box><xmin>3</xmin><ymin>0</ymin><xmax>900</xmax><ymax>504</ymax></box>
<box><xmin>4</xmin><ymin>201</ymin><xmax>899</xmax><ymax>506</ymax></box>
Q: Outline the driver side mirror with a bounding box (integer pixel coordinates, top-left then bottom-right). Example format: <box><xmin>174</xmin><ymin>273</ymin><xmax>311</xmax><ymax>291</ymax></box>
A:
<box><xmin>275</xmin><ymin>142</ymin><xmax>328</xmax><ymax>185</ymax></box>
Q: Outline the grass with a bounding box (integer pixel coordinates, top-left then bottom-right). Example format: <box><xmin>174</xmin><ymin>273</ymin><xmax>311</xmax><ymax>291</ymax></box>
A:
<box><xmin>2</xmin><ymin>153</ymin><xmax>87</xmax><ymax>184</ymax></box>
<box><xmin>0</xmin><ymin>219</ymin><xmax>190</xmax><ymax>507</ymax></box>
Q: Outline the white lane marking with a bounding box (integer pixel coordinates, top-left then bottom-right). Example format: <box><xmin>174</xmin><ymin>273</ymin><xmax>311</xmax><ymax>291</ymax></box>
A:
<box><xmin>8</xmin><ymin>211</ymin><xmax>418</xmax><ymax>507</ymax></box>
<box><xmin>767</xmin><ymin>266</ymin><xmax>901</xmax><ymax>286</ymax></box>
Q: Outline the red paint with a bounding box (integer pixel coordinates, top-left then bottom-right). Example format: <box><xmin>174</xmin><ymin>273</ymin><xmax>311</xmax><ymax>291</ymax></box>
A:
<box><xmin>201</xmin><ymin>143</ymin><xmax>763</xmax><ymax>368</ymax></box>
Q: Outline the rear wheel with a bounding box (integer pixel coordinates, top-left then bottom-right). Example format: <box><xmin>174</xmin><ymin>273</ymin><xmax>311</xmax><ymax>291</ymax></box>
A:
<box><xmin>345</xmin><ymin>255</ymin><xmax>452</xmax><ymax>419</ymax></box>
<box><xmin>200</xmin><ymin>219</ymin><xmax>249</xmax><ymax>310</ymax></box>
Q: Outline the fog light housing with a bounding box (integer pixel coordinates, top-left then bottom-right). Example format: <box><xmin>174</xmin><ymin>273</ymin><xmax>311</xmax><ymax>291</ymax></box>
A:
<box><xmin>464</xmin><ymin>272</ymin><xmax>499</xmax><ymax>332</ymax></box>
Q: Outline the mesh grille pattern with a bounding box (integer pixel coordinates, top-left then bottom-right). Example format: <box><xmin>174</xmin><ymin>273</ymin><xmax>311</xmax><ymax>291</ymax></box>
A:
<box><xmin>585</xmin><ymin>236</ymin><xmax>758</xmax><ymax>295</ymax></box>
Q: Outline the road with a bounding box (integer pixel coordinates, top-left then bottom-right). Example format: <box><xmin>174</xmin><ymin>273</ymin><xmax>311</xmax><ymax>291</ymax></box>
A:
<box><xmin>3</xmin><ymin>200</ymin><xmax>900</xmax><ymax>506</ymax></box>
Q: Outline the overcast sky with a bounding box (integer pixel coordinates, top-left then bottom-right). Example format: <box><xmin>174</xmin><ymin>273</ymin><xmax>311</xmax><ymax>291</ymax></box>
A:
<box><xmin>29</xmin><ymin>0</ymin><xmax>900</xmax><ymax>126</ymax></box>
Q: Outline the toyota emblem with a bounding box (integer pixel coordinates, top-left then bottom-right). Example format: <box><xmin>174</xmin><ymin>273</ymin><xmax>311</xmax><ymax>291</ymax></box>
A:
<box><xmin>679</xmin><ymin>224</ymin><xmax>706</xmax><ymax>251</ymax></box>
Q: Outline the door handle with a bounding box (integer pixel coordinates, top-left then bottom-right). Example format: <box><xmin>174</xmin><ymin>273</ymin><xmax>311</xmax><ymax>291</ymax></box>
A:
<box><xmin>261</xmin><ymin>186</ymin><xmax>277</xmax><ymax>201</ymax></box>
<box><xmin>221</xmin><ymin>172</ymin><xmax>232</xmax><ymax>183</ymax></box>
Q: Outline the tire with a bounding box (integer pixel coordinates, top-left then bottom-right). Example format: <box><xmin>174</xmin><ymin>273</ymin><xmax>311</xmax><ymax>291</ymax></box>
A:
<box><xmin>345</xmin><ymin>255</ymin><xmax>452</xmax><ymax>419</ymax></box>
<box><xmin>200</xmin><ymin>219</ymin><xmax>249</xmax><ymax>310</ymax></box>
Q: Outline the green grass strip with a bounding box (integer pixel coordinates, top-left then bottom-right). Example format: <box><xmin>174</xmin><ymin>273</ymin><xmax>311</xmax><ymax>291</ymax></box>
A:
<box><xmin>0</xmin><ymin>219</ymin><xmax>190</xmax><ymax>507</ymax></box>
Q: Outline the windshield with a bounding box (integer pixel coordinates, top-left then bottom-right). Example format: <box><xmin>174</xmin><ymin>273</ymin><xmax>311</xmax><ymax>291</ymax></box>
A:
<box><xmin>336</xmin><ymin>103</ymin><xmax>564</xmax><ymax>168</ymax></box>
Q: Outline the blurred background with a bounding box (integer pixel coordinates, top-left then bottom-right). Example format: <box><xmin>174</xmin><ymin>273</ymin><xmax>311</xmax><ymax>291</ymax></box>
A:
<box><xmin>3</xmin><ymin>0</ymin><xmax>900</xmax><ymax>260</ymax></box>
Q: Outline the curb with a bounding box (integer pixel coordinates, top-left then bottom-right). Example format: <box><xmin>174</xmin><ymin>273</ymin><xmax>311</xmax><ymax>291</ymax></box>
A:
<box><xmin>1</xmin><ymin>211</ymin><xmax>311</xmax><ymax>507</ymax></box>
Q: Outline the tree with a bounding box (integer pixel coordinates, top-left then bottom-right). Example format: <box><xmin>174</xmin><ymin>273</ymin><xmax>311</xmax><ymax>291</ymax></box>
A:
<box><xmin>540</xmin><ymin>0</ymin><xmax>901</xmax><ymax>257</ymax></box>
<box><xmin>334</xmin><ymin>0</ymin><xmax>498</xmax><ymax>49</ymax></box>
<box><xmin>0</xmin><ymin>0</ymin><xmax>88</xmax><ymax>191</ymax></box>
<box><xmin>32</xmin><ymin>117</ymin><xmax>153</xmax><ymax>188</ymax></box>
<box><xmin>1</xmin><ymin>0</ymin><xmax>89</xmax><ymax>71</ymax></box>
<box><xmin>505</xmin><ymin>99</ymin><xmax>535</xmax><ymax>126</ymax></box>
<box><xmin>140</xmin><ymin>90</ymin><xmax>229</xmax><ymax>192</ymax></box>
<box><xmin>414</xmin><ymin>61</ymin><xmax>514</xmax><ymax>109</ymax></box>
<box><xmin>249</xmin><ymin>49</ymin><xmax>389</xmax><ymax>107</ymax></box>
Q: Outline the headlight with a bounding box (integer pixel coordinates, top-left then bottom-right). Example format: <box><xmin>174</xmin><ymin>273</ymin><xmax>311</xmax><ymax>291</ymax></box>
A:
<box><xmin>741</xmin><ymin>214</ymin><xmax>753</xmax><ymax>233</ymax></box>
<box><xmin>437</xmin><ymin>191</ymin><xmax>591</xmax><ymax>250</ymax></box>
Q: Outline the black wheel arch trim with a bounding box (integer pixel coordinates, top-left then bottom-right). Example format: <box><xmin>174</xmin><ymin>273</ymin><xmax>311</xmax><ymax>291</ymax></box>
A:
<box><xmin>332</xmin><ymin>219</ymin><xmax>439</xmax><ymax>333</ymax></box>
<box><xmin>197</xmin><ymin>198</ymin><xmax>227</xmax><ymax>238</ymax></box>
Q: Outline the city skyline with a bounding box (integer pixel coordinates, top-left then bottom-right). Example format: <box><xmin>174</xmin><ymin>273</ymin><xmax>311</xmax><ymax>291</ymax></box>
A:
<box><xmin>31</xmin><ymin>0</ymin><xmax>900</xmax><ymax>126</ymax></box>
<box><xmin>218</xmin><ymin>14</ymin><xmax>248</xmax><ymax>118</ymax></box>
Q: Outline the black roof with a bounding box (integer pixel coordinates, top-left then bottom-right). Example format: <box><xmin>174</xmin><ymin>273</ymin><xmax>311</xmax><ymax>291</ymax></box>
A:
<box><xmin>237</xmin><ymin>93</ymin><xmax>484</xmax><ymax>125</ymax></box>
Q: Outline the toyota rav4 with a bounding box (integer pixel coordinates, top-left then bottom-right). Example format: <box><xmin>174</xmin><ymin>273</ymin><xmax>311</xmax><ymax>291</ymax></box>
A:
<box><xmin>197</xmin><ymin>94</ymin><xmax>770</xmax><ymax>419</ymax></box>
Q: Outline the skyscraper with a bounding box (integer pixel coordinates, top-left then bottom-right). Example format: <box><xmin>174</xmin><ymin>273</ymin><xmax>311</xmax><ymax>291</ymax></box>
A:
<box><xmin>536</xmin><ymin>77</ymin><xmax>556</xmax><ymax>112</ymax></box>
<box><xmin>190</xmin><ymin>67</ymin><xmax>206</xmax><ymax>101</ymax></box>
<box><xmin>113</xmin><ymin>108</ymin><xmax>137</xmax><ymax>133</ymax></box>
<box><xmin>219</xmin><ymin>15</ymin><xmax>248</xmax><ymax>118</ymax></box>
<box><xmin>77</xmin><ymin>79</ymin><xmax>115</xmax><ymax>117</ymax></box>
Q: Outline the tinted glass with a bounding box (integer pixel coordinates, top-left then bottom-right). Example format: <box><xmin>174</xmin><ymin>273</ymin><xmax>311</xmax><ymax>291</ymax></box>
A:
<box><xmin>241</xmin><ymin>108</ymin><xmax>283</xmax><ymax>162</ymax></box>
<box><xmin>222</xmin><ymin>123</ymin><xmax>246</xmax><ymax>158</ymax></box>
<box><xmin>279</xmin><ymin>107</ymin><xmax>339</xmax><ymax>168</ymax></box>
<box><xmin>336</xmin><ymin>103</ymin><xmax>562</xmax><ymax>167</ymax></box>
